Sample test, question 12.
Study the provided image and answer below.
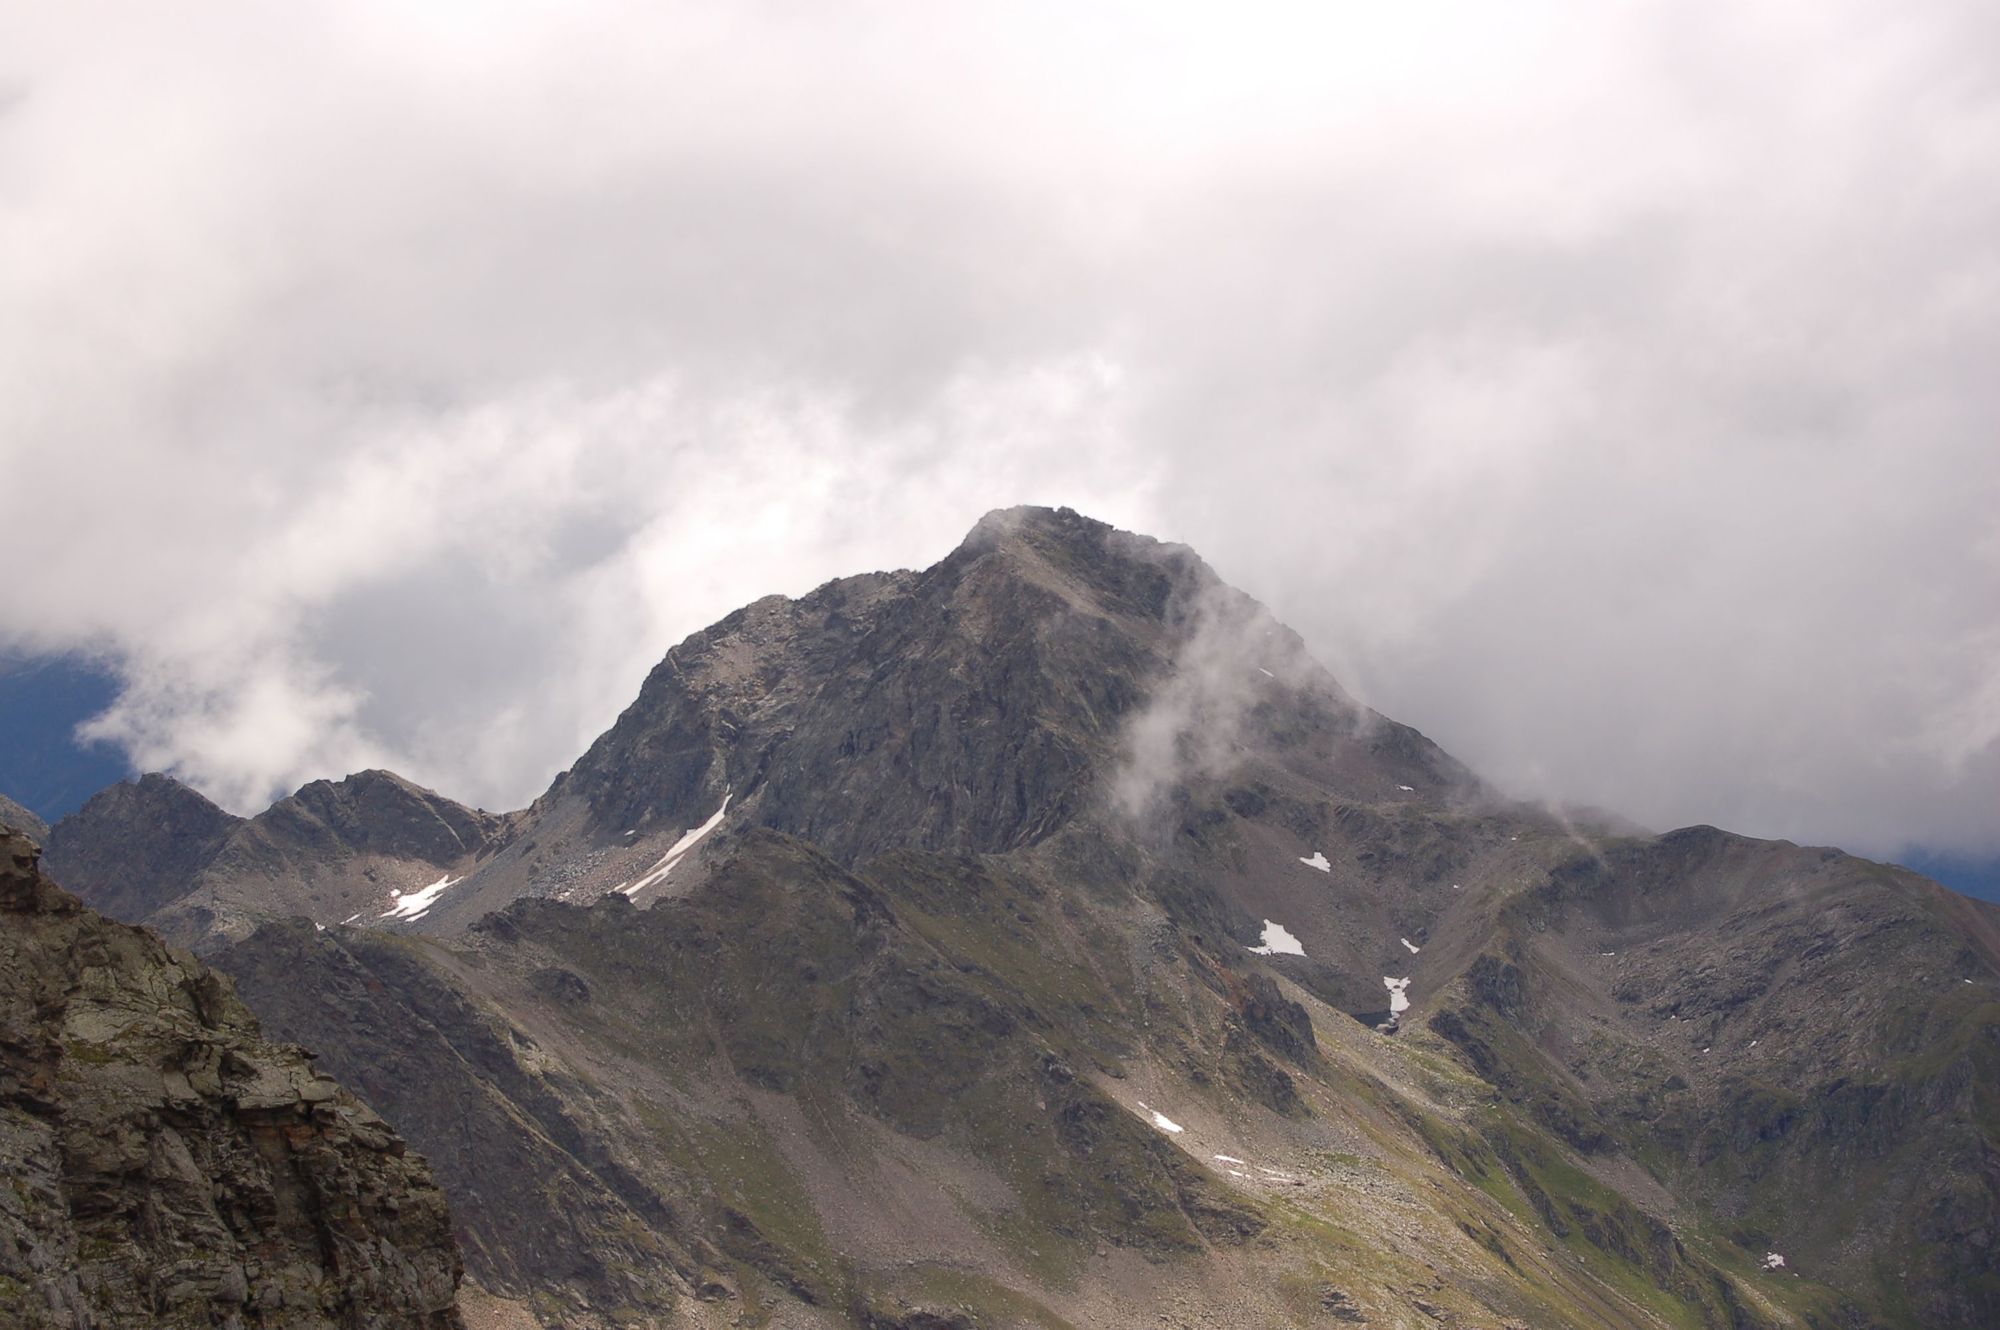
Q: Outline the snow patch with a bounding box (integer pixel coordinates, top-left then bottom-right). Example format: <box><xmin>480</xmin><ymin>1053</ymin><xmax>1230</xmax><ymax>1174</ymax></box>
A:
<box><xmin>1135</xmin><ymin>1101</ymin><xmax>1183</xmax><ymax>1134</ymax></box>
<box><xmin>381</xmin><ymin>873</ymin><xmax>463</xmax><ymax>922</ymax></box>
<box><xmin>1400</xmin><ymin>937</ymin><xmax>1420</xmax><ymax>954</ymax></box>
<box><xmin>1762</xmin><ymin>1252</ymin><xmax>1786</xmax><ymax>1271</ymax></box>
<box><xmin>1384</xmin><ymin>976</ymin><xmax>1412</xmax><ymax>1014</ymax></box>
<box><xmin>1299</xmin><ymin>851</ymin><xmax>1331</xmax><ymax>872</ymax></box>
<box><xmin>1397</xmin><ymin>784</ymin><xmax>1414</xmax><ymax>792</ymax></box>
<box><xmin>1248</xmin><ymin>920</ymin><xmax>1306</xmax><ymax>957</ymax></box>
<box><xmin>622</xmin><ymin>793</ymin><xmax>731</xmax><ymax>897</ymax></box>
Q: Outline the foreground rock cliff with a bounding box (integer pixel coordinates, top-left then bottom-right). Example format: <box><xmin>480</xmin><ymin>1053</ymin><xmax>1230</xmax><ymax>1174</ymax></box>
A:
<box><xmin>0</xmin><ymin>828</ymin><xmax>463</xmax><ymax>1329</ymax></box>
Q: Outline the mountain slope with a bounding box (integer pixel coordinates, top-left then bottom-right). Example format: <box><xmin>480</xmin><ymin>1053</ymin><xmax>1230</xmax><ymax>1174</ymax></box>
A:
<box><xmin>0</xmin><ymin>828</ymin><xmax>465</xmax><ymax>1328</ymax></box>
<box><xmin>1426</xmin><ymin>826</ymin><xmax>2000</xmax><ymax>1327</ymax></box>
<box><xmin>231</xmin><ymin>820</ymin><xmax>1804</xmax><ymax>1330</ymax></box>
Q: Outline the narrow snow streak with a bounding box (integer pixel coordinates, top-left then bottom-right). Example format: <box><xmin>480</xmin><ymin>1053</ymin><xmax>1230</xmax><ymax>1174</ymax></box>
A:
<box><xmin>1256</xmin><ymin>667</ymin><xmax>1275</xmax><ymax>678</ymax></box>
<box><xmin>1397</xmin><ymin>784</ymin><xmax>1414</xmax><ymax>792</ymax></box>
<box><xmin>1400</xmin><ymin>937</ymin><xmax>1420</xmax><ymax>954</ymax></box>
<box><xmin>1213</xmin><ymin>1154</ymin><xmax>1245</xmax><ymax>1165</ymax></box>
<box><xmin>1248</xmin><ymin>919</ymin><xmax>1306</xmax><ymax>957</ymax></box>
<box><xmin>381</xmin><ymin>873</ymin><xmax>463</xmax><ymax>921</ymax></box>
<box><xmin>1299</xmin><ymin>851</ymin><xmax>1331</xmax><ymax>872</ymax></box>
<box><xmin>622</xmin><ymin>793</ymin><xmax>732</xmax><ymax>897</ymax></box>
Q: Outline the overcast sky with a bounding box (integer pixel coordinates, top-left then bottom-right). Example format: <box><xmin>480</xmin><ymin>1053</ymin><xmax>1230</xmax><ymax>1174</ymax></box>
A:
<box><xmin>3</xmin><ymin>1</ymin><xmax>1996</xmax><ymax>860</ymax></box>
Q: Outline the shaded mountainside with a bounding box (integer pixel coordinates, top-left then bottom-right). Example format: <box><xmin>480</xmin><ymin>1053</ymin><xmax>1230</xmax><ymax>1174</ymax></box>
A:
<box><xmin>44</xmin><ymin>769</ymin><xmax>513</xmax><ymax>949</ymax></box>
<box><xmin>0</xmin><ymin>829</ymin><xmax>464</xmax><ymax>1328</ymax></box>
<box><xmin>1426</xmin><ymin>827</ymin><xmax>2000</xmax><ymax>1329</ymax></box>
<box><xmin>51</xmin><ymin>507</ymin><xmax>2000</xmax><ymax>1328</ymax></box>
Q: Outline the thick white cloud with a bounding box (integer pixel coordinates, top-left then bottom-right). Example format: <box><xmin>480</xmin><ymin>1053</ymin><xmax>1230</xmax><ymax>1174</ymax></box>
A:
<box><xmin>2</xmin><ymin>1</ymin><xmax>1995</xmax><ymax>859</ymax></box>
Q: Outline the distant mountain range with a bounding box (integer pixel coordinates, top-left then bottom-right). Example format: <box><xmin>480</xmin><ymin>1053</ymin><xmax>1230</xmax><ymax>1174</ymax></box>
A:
<box><xmin>4</xmin><ymin>507</ymin><xmax>1995</xmax><ymax>1329</ymax></box>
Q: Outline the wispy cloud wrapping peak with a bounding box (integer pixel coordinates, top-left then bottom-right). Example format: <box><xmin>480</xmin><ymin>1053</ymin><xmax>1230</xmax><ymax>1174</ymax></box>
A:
<box><xmin>3</xmin><ymin>2</ymin><xmax>1995</xmax><ymax>858</ymax></box>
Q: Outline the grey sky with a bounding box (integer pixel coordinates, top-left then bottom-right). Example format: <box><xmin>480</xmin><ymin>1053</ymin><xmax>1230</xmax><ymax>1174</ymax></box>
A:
<box><xmin>3</xmin><ymin>1</ymin><xmax>1995</xmax><ymax>860</ymax></box>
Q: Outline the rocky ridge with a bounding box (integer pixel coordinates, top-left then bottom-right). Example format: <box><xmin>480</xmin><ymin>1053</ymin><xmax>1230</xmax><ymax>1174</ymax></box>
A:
<box><xmin>45</xmin><ymin>769</ymin><xmax>514</xmax><ymax>948</ymax></box>
<box><xmin>0</xmin><ymin>791</ymin><xmax>46</xmax><ymax>842</ymax></box>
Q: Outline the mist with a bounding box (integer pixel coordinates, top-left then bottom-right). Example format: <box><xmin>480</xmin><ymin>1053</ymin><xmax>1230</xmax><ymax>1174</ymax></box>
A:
<box><xmin>3</xmin><ymin>2</ymin><xmax>1995</xmax><ymax>862</ymax></box>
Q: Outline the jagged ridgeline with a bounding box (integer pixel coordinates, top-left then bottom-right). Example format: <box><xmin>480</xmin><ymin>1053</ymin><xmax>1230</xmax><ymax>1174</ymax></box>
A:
<box><xmin>25</xmin><ymin>507</ymin><xmax>2000</xmax><ymax>1330</ymax></box>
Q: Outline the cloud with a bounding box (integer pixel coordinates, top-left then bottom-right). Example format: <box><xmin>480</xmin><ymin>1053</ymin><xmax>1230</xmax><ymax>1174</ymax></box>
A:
<box><xmin>2</xmin><ymin>1</ymin><xmax>1995</xmax><ymax>860</ymax></box>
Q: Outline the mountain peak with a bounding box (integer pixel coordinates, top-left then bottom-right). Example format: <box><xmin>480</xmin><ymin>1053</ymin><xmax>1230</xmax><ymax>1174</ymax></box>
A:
<box><xmin>950</xmin><ymin>505</ymin><xmax>1214</xmax><ymax>622</ymax></box>
<box><xmin>43</xmin><ymin>772</ymin><xmax>242</xmax><ymax>922</ymax></box>
<box><xmin>398</xmin><ymin>507</ymin><xmax>1467</xmax><ymax>934</ymax></box>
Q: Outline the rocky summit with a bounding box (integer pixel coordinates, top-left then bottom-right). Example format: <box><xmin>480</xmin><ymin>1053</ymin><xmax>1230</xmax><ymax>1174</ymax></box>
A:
<box><xmin>0</xmin><ymin>828</ymin><xmax>464</xmax><ymax>1328</ymax></box>
<box><xmin>30</xmin><ymin>506</ymin><xmax>2000</xmax><ymax>1329</ymax></box>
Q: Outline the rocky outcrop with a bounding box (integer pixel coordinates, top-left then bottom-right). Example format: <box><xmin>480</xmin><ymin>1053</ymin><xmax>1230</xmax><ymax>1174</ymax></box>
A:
<box><xmin>0</xmin><ymin>791</ymin><xmax>45</xmax><ymax>841</ymax></box>
<box><xmin>0</xmin><ymin>829</ymin><xmax>463</xmax><ymax>1328</ymax></box>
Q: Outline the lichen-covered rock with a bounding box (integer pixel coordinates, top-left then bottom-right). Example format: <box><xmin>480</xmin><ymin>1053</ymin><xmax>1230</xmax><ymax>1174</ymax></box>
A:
<box><xmin>0</xmin><ymin>829</ymin><xmax>464</xmax><ymax>1328</ymax></box>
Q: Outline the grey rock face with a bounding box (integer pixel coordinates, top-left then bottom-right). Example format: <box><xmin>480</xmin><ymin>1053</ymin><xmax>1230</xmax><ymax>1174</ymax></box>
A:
<box><xmin>556</xmin><ymin>505</ymin><xmax>1466</xmax><ymax>872</ymax></box>
<box><xmin>0</xmin><ymin>829</ymin><xmax>464</xmax><ymax>1329</ymax></box>
<box><xmin>0</xmin><ymin>791</ymin><xmax>45</xmax><ymax>841</ymax></box>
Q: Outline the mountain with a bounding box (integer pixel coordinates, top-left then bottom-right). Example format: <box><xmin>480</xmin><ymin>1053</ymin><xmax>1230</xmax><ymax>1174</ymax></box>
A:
<box><xmin>49</xmin><ymin>506</ymin><xmax>2000</xmax><ymax>1328</ymax></box>
<box><xmin>0</xmin><ymin>827</ymin><xmax>464</xmax><ymax>1327</ymax></box>
<box><xmin>42</xmin><ymin>772</ymin><xmax>242</xmax><ymax>922</ymax></box>
<box><xmin>45</xmin><ymin>768</ymin><xmax>513</xmax><ymax>948</ymax></box>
